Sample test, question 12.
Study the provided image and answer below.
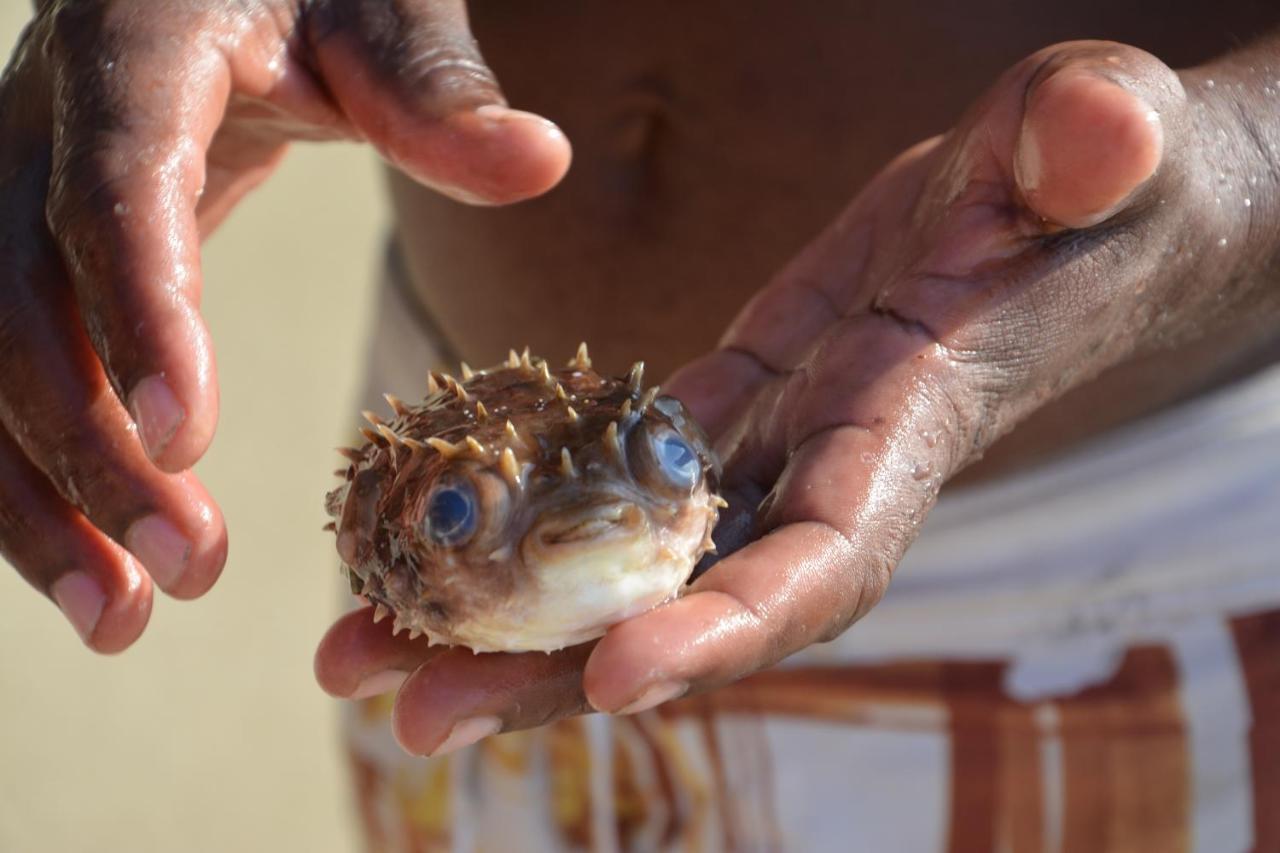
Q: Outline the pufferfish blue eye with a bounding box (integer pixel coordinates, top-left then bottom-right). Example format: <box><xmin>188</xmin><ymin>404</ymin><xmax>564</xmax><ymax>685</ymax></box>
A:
<box><xmin>425</xmin><ymin>482</ymin><xmax>478</xmax><ymax>545</ymax></box>
<box><xmin>652</xmin><ymin>431</ymin><xmax>700</xmax><ymax>490</ymax></box>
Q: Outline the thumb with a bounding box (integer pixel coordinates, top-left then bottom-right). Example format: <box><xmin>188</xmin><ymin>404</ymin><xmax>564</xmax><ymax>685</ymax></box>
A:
<box><xmin>307</xmin><ymin>0</ymin><xmax>571</xmax><ymax>204</ymax></box>
<box><xmin>1010</xmin><ymin>42</ymin><xmax>1182</xmax><ymax>229</ymax></box>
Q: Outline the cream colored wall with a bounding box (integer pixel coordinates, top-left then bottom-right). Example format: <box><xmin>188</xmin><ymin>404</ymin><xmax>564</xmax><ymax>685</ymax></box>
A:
<box><xmin>0</xmin><ymin>9</ymin><xmax>384</xmax><ymax>852</ymax></box>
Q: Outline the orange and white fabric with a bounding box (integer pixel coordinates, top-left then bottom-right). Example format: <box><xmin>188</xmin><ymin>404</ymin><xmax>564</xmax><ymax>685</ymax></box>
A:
<box><xmin>342</xmin><ymin>261</ymin><xmax>1280</xmax><ymax>852</ymax></box>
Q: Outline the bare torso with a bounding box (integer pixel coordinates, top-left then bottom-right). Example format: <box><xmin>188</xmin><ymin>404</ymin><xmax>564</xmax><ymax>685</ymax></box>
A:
<box><xmin>390</xmin><ymin>1</ymin><xmax>1280</xmax><ymax>480</ymax></box>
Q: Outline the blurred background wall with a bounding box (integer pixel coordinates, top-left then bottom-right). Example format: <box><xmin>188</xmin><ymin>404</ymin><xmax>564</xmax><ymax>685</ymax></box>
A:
<box><xmin>0</xmin><ymin>9</ymin><xmax>385</xmax><ymax>852</ymax></box>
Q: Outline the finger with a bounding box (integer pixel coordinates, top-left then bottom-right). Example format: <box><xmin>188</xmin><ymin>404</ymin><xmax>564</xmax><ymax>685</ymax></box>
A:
<box><xmin>0</xmin><ymin>425</ymin><xmax>151</xmax><ymax>654</ymax></box>
<box><xmin>391</xmin><ymin>643</ymin><xmax>593</xmax><ymax>757</ymax></box>
<box><xmin>43</xmin><ymin>2</ymin><xmax>234</xmax><ymax>470</ymax></box>
<box><xmin>1013</xmin><ymin>46</ymin><xmax>1173</xmax><ymax>228</ymax></box>
<box><xmin>314</xmin><ymin>606</ymin><xmax>447</xmax><ymax>699</ymax></box>
<box><xmin>314</xmin><ymin>608</ymin><xmax>595</xmax><ymax>753</ymax></box>
<box><xmin>0</xmin><ymin>200</ymin><xmax>227</xmax><ymax>599</ymax></box>
<box><xmin>877</xmin><ymin>44</ymin><xmax>1191</xmax><ymax>390</ymax></box>
<box><xmin>585</xmin><ymin>316</ymin><xmax>963</xmax><ymax>713</ymax></box>
<box><xmin>308</xmin><ymin>0</ymin><xmax>571</xmax><ymax>204</ymax></box>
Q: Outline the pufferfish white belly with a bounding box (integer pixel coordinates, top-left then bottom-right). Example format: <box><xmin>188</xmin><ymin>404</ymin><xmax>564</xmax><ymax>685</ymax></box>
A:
<box><xmin>325</xmin><ymin>344</ymin><xmax>724</xmax><ymax>652</ymax></box>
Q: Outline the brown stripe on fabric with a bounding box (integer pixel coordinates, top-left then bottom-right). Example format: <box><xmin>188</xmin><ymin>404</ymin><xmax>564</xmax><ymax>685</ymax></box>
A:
<box><xmin>944</xmin><ymin>662</ymin><xmax>1005</xmax><ymax>853</ymax></box>
<box><xmin>1059</xmin><ymin>725</ymin><xmax>1105</xmax><ymax>853</ymax></box>
<box><xmin>546</xmin><ymin>717</ymin><xmax>592</xmax><ymax>849</ymax></box>
<box><xmin>1056</xmin><ymin>644</ymin><xmax>1188</xmax><ymax>853</ymax></box>
<box><xmin>679</xmin><ymin>662</ymin><xmax>955</xmax><ymax>727</ymax></box>
<box><xmin>748</xmin><ymin>709</ymin><xmax>785</xmax><ymax>853</ymax></box>
<box><xmin>695</xmin><ymin>702</ymin><xmax>738</xmax><ymax>853</ymax></box>
<box><xmin>628</xmin><ymin>714</ymin><xmax>683</xmax><ymax>848</ymax></box>
<box><xmin>1229</xmin><ymin>608</ymin><xmax>1280</xmax><ymax>853</ymax></box>
<box><xmin>943</xmin><ymin>662</ymin><xmax>1048</xmax><ymax>853</ymax></box>
<box><xmin>998</xmin><ymin>707</ymin><xmax>1046</xmax><ymax>853</ymax></box>
<box><xmin>610</xmin><ymin>720</ymin><xmax>661</xmax><ymax>849</ymax></box>
<box><xmin>662</xmin><ymin>689</ymin><xmax>786</xmax><ymax>851</ymax></box>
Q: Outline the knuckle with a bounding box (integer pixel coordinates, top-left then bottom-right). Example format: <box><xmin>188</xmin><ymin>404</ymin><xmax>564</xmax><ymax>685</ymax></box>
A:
<box><xmin>36</xmin><ymin>420</ymin><xmax>132</xmax><ymax>524</ymax></box>
<box><xmin>377</xmin><ymin>34</ymin><xmax>499</xmax><ymax>115</ymax></box>
<box><xmin>46</xmin><ymin>151</ymin><xmax>116</xmax><ymax>230</ymax></box>
<box><xmin>319</xmin><ymin>1</ymin><xmax>502</xmax><ymax>110</ymax></box>
<box><xmin>0</xmin><ymin>371</ymin><xmax>122</xmax><ymax>521</ymax></box>
<box><xmin>401</xmin><ymin>35</ymin><xmax>497</xmax><ymax>99</ymax></box>
<box><xmin>816</xmin><ymin>538</ymin><xmax>894</xmax><ymax>645</ymax></box>
<box><xmin>46</xmin><ymin>1</ymin><xmax>91</xmax><ymax>49</ymax></box>
<box><xmin>45</xmin><ymin>0</ymin><xmax>113</xmax><ymax>59</ymax></box>
<box><xmin>926</xmin><ymin>365</ymin><xmax>991</xmax><ymax>469</ymax></box>
<box><xmin>47</xmin><ymin>137</ymin><xmax>190</xmax><ymax>238</ymax></box>
<box><xmin>0</xmin><ymin>295</ymin><xmax>41</xmax><ymax>377</ymax></box>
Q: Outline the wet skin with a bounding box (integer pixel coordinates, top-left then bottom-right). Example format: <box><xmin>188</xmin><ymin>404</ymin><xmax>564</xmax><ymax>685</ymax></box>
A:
<box><xmin>1</xmin><ymin>2</ymin><xmax>1278</xmax><ymax>755</ymax></box>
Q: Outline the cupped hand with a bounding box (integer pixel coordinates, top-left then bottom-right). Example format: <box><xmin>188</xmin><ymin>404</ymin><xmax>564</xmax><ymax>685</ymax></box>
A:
<box><xmin>316</xmin><ymin>40</ymin><xmax>1277</xmax><ymax>755</ymax></box>
<box><xmin>1</xmin><ymin>0</ymin><xmax>571</xmax><ymax>652</ymax></box>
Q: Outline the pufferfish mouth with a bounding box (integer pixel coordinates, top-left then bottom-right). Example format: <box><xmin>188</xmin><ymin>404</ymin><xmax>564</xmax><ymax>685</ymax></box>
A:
<box><xmin>531</xmin><ymin>501</ymin><xmax>648</xmax><ymax>548</ymax></box>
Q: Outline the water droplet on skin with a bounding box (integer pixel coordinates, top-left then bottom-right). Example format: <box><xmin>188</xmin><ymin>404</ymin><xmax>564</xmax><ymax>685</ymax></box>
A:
<box><xmin>1218</xmin><ymin>237</ymin><xmax>1228</xmax><ymax>248</ymax></box>
<box><xmin>1250</xmin><ymin>176</ymin><xmax>1260</xmax><ymax>186</ymax></box>
<box><xmin>911</xmin><ymin>462</ymin><xmax>932</xmax><ymax>481</ymax></box>
<box><xmin>113</xmin><ymin>202</ymin><xmax>128</xmax><ymax>216</ymax></box>
<box><xmin>1206</xmin><ymin>79</ymin><xmax>1216</xmax><ymax>88</ymax></box>
<box><xmin>919</xmin><ymin>430</ymin><xmax>937</xmax><ymax>448</ymax></box>
<box><xmin>1215</xmin><ymin>197</ymin><xmax>1222</xmax><ymax>205</ymax></box>
<box><xmin>1245</xmin><ymin>198</ymin><xmax>1252</xmax><ymax>208</ymax></box>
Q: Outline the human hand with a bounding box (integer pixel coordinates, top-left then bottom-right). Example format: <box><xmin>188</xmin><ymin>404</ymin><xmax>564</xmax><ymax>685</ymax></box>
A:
<box><xmin>316</xmin><ymin>40</ymin><xmax>1279</xmax><ymax>754</ymax></box>
<box><xmin>0</xmin><ymin>0</ymin><xmax>570</xmax><ymax>651</ymax></box>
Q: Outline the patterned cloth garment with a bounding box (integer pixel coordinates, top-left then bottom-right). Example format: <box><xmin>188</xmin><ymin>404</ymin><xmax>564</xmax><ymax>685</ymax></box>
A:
<box><xmin>339</xmin><ymin>248</ymin><xmax>1280</xmax><ymax>853</ymax></box>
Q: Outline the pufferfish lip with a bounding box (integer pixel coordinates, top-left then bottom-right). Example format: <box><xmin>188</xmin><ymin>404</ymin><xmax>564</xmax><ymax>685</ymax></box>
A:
<box><xmin>533</xmin><ymin>501</ymin><xmax>647</xmax><ymax>547</ymax></box>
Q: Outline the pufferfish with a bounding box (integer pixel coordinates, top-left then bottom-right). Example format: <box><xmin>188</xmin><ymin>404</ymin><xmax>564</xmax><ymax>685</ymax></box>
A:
<box><xmin>324</xmin><ymin>344</ymin><xmax>725</xmax><ymax>653</ymax></box>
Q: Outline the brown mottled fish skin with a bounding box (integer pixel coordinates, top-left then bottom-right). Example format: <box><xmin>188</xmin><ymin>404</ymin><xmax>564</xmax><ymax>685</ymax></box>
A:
<box><xmin>324</xmin><ymin>345</ymin><xmax>723</xmax><ymax>652</ymax></box>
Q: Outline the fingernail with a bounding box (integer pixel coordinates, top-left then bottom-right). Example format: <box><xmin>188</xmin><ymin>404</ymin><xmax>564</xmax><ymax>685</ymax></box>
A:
<box><xmin>350</xmin><ymin>670</ymin><xmax>408</xmax><ymax>701</ymax></box>
<box><xmin>474</xmin><ymin>103</ymin><xmax>557</xmax><ymax>130</ymax></box>
<box><xmin>474</xmin><ymin>104</ymin><xmax>569</xmax><ymax>145</ymax></box>
<box><xmin>125</xmin><ymin>515</ymin><xmax>192</xmax><ymax>590</ymax></box>
<box><xmin>129</xmin><ymin>375</ymin><xmax>185</xmax><ymax>461</ymax></box>
<box><xmin>474</xmin><ymin>103</ymin><xmax>515</xmax><ymax>121</ymax></box>
<box><xmin>430</xmin><ymin>716</ymin><xmax>502</xmax><ymax>757</ymax></box>
<box><xmin>434</xmin><ymin>183</ymin><xmax>497</xmax><ymax>206</ymax></box>
<box><xmin>52</xmin><ymin>572</ymin><xmax>106</xmax><ymax>645</ymax></box>
<box><xmin>613</xmin><ymin>681</ymin><xmax>688</xmax><ymax>715</ymax></box>
<box><xmin>1014</xmin><ymin>119</ymin><xmax>1043</xmax><ymax>194</ymax></box>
